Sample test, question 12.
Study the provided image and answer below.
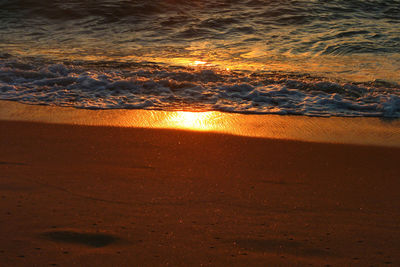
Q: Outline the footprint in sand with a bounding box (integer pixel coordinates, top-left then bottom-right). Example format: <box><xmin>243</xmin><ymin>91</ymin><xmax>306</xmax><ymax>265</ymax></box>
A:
<box><xmin>41</xmin><ymin>230</ymin><xmax>118</xmax><ymax>248</ymax></box>
<box><xmin>234</xmin><ymin>238</ymin><xmax>330</xmax><ymax>257</ymax></box>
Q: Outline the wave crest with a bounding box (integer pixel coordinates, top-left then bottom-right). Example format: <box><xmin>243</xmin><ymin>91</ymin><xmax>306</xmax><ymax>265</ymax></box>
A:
<box><xmin>1</xmin><ymin>57</ymin><xmax>399</xmax><ymax>117</ymax></box>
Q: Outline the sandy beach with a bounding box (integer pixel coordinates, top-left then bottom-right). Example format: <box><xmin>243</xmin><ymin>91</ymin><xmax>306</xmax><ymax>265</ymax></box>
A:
<box><xmin>0</xmin><ymin>107</ymin><xmax>399</xmax><ymax>266</ymax></box>
<box><xmin>2</xmin><ymin>0</ymin><xmax>400</xmax><ymax>265</ymax></box>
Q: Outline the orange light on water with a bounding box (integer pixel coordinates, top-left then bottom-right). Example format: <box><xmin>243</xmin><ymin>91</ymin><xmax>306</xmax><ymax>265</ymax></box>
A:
<box><xmin>191</xmin><ymin>60</ymin><xmax>207</xmax><ymax>66</ymax></box>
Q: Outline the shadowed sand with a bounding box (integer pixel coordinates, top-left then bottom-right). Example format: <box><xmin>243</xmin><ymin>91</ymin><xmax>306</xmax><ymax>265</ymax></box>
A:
<box><xmin>41</xmin><ymin>231</ymin><xmax>118</xmax><ymax>248</ymax></box>
<box><xmin>0</xmin><ymin>119</ymin><xmax>399</xmax><ymax>266</ymax></box>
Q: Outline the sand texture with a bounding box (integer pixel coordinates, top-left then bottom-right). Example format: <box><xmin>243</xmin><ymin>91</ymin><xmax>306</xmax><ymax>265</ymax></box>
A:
<box><xmin>0</xmin><ymin>120</ymin><xmax>399</xmax><ymax>266</ymax></box>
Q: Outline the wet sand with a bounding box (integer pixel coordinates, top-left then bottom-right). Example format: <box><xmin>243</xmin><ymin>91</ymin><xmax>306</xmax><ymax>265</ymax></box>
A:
<box><xmin>0</xmin><ymin>118</ymin><xmax>399</xmax><ymax>266</ymax></box>
<box><xmin>1</xmin><ymin>100</ymin><xmax>400</xmax><ymax>147</ymax></box>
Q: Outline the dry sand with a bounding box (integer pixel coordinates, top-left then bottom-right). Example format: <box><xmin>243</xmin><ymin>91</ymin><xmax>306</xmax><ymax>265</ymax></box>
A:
<box><xmin>0</xmin><ymin>118</ymin><xmax>399</xmax><ymax>266</ymax></box>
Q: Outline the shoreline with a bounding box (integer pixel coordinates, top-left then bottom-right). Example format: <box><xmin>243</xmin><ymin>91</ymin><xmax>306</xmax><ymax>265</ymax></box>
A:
<box><xmin>1</xmin><ymin>118</ymin><xmax>399</xmax><ymax>266</ymax></box>
<box><xmin>1</xmin><ymin>100</ymin><xmax>400</xmax><ymax>147</ymax></box>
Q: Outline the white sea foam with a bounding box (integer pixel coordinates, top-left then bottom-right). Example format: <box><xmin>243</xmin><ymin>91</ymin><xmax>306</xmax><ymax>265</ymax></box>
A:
<box><xmin>1</xmin><ymin>58</ymin><xmax>399</xmax><ymax>117</ymax></box>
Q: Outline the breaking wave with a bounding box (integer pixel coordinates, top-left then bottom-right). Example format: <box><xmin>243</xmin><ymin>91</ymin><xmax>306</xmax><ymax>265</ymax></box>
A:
<box><xmin>1</xmin><ymin>56</ymin><xmax>399</xmax><ymax>117</ymax></box>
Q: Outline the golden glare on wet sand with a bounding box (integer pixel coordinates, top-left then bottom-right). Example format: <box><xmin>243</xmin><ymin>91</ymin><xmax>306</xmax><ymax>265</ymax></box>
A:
<box><xmin>1</xmin><ymin>101</ymin><xmax>400</xmax><ymax>147</ymax></box>
<box><xmin>162</xmin><ymin>111</ymin><xmax>220</xmax><ymax>131</ymax></box>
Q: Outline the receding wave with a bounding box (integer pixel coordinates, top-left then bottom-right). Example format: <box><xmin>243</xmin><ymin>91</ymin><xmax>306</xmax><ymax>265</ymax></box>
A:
<box><xmin>1</xmin><ymin>57</ymin><xmax>399</xmax><ymax>117</ymax></box>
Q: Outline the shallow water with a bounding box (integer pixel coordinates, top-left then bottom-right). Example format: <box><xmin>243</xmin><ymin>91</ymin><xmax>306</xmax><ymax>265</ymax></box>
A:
<box><xmin>1</xmin><ymin>0</ymin><xmax>400</xmax><ymax>117</ymax></box>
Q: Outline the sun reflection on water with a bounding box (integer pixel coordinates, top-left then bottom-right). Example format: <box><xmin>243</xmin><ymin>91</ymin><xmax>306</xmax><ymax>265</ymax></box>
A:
<box><xmin>191</xmin><ymin>60</ymin><xmax>207</xmax><ymax>66</ymax></box>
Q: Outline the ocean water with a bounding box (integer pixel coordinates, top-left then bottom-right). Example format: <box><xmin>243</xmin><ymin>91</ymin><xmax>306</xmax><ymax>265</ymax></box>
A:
<box><xmin>0</xmin><ymin>0</ymin><xmax>399</xmax><ymax>117</ymax></box>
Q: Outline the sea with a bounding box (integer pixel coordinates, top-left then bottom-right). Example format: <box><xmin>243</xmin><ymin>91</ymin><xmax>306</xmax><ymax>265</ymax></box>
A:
<box><xmin>0</xmin><ymin>0</ymin><xmax>399</xmax><ymax>117</ymax></box>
